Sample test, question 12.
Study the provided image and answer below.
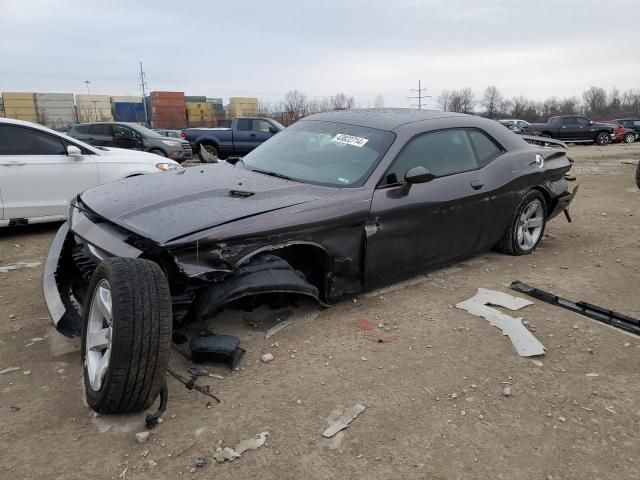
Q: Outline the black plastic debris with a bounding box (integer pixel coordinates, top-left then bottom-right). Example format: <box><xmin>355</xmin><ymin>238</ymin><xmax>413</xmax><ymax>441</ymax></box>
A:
<box><xmin>190</xmin><ymin>335</ymin><xmax>245</xmax><ymax>369</ymax></box>
<box><xmin>511</xmin><ymin>281</ymin><xmax>640</xmax><ymax>336</ymax></box>
<box><xmin>195</xmin><ymin>457</ymin><xmax>207</xmax><ymax>468</ymax></box>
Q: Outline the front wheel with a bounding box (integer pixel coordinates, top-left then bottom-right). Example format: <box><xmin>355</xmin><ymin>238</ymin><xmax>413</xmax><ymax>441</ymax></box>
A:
<box><xmin>82</xmin><ymin>258</ymin><xmax>172</xmax><ymax>414</ymax></box>
<box><xmin>199</xmin><ymin>144</ymin><xmax>219</xmax><ymax>163</ymax></box>
<box><xmin>595</xmin><ymin>132</ymin><xmax>610</xmax><ymax>146</ymax></box>
<box><xmin>496</xmin><ymin>190</ymin><xmax>547</xmax><ymax>256</ymax></box>
<box><xmin>624</xmin><ymin>132</ymin><xmax>636</xmax><ymax>144</ymax></box>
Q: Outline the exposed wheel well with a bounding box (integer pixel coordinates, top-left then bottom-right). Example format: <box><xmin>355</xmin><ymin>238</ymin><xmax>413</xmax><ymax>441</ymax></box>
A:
<box><xmin>530</xmin><ymin>186</ymin><xmax>551</xmax><ymax>215</ymax></box>
<box><xmin>257</xmin><ymin>244</ymin><xmax>332</xmax><ymax>300</ymax></box>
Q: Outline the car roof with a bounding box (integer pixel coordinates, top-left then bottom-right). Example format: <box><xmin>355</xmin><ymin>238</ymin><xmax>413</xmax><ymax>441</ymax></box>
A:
<box><xmin>303</xmin><ymin>108</ymin><xmax>467</xmax><ymax>131</ymax></box>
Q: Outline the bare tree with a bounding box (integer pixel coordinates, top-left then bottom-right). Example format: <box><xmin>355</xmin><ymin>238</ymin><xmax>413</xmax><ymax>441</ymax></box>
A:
<box><xmin>331</xmin><ymin>92</ymin><xmax>354</xmax><ymax>110</ymax></box>
<box><xmin>481</xmin><ymin>86</ymin><xmax>502</xmax><ymax>118</ymax></box>
<box><xmin>257</xmin><ymin>101</ymin><xmax>273</xmax><ymax>116</ymax></box>
<box><xmin>541</xmin><ymin>97</ymin><xmax>560</xmax><ymax>118</ymax></box>
<box><xmin>582</xmin><ymin>86</ymin><xmax>607</xmax><ymax>116</ymax></box>
<box><xmin>459</xmin><ymin>88</ymin><xmax>475</xmax><ymax>114</ymax></box>
<box><xmin>373</xmin><ymin>94</ymin><xmax>384</xmax><ymax>109</ymax></box>
<box><xmin>283</xmin><ymin>90</ymin><xmax>308</xmax><ymax>123</ymax></box>
<box><xmin>438</xmin><ymin>90</ymin><xmax>452</xmax><ymax>111</ymax></box>
<box><xmin>559</xmin><ymin>97</ymin><xmax>579</xmax><ymax>115</ymax></box>
<box><xmin>608</xmin><ymin>87</ymin><xmax>621</xmax><ymax>113</ymax></box>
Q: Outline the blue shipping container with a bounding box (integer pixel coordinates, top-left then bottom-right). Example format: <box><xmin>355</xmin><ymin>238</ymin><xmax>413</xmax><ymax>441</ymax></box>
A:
<box><xmin>113</xmin><ymin>102</ymin><xmax>146</xmax><ymax>122</ymax></box>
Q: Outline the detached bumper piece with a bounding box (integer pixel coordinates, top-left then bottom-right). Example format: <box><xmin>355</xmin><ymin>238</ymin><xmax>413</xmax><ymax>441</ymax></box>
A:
<box><xmin>190</xmin><ymin>335</ymin><xmax>245</xmax><ymax>369</ymax></box>
<box><xmin>511</xmin><ymin>281</ymin><xmax>640</xmax><ymax>336</ymax></box>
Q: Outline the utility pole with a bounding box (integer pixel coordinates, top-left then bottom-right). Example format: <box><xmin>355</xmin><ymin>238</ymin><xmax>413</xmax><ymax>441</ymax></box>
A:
<box><xmin>139</xmin><ymin>61</ymin><xmax>149</xmax><ymax>127</ymax></box>
<box><xmin>407</xmin><ymin>80</ymin><xmax>431</xmax><ymax>109</ymax></box>
<box><xmin>84</xmin><ymin>80</ymin><xmax>91</xmax><ymax>94</ymax></box>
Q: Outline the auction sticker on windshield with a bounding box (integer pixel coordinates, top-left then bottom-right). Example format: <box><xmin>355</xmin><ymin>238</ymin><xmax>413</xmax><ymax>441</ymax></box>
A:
<box><xmin>332</xmin><ymin>134</ymin><xmax>369</xmax><ymax>147</ymax></box>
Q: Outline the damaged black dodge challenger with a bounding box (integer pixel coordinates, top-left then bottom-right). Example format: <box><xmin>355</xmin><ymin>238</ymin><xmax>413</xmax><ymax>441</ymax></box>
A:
<box><xmin>43</xmin><ymin>109</ymin><xmax>577</xmax><ymax>413</ymax></box>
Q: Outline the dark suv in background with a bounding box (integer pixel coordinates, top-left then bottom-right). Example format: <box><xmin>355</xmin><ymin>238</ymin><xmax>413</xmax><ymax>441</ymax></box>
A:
<box><xmin>615</xmin><ymin>118</ymin><xmax>640</xmax><ymax>141</ymax></box>
<box><xmin>67</xmin><ymin>122</ymin><xmax>192</xmax><ymax>162</ymax></box>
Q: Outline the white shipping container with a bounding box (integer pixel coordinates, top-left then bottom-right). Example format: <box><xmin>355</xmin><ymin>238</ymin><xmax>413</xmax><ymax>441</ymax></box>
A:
<box><xmin>35</xmin><ymin>93</ymin><xmax>74</xmax><ymax>102</ymax></box>
<box><xmin>37</xmin><ymin>100</ymin><xmax>75</xmax><ymax>109</ymax></box>
<box><xmin>75</xmin><ymin>94</ymin><xmax>111</xmax><ymax>103</ymax></box>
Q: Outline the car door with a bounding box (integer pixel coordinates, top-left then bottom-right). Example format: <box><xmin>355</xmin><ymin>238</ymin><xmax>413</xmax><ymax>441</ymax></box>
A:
<box><xmin>250</xmin><ymin>119</ymin><xmax>277</xmax><ymax>149</ymax></box>
<box><xmin>88</xmin><ymin>124</ymin><xmax>115</xmax><ymax>147</ymax></box>
<box><xmin>232</xmin><ymin>118</ymin><xmax>254</xmax><ymax>154</ymax></box>
<box><xmin>0</xmin><ymin>124</ymin><xmax>98</xmax><ymax>219</ymax></box>
<box><xmin>112</xmin><ymin>124</ymin><xmax>142</xmax><ymax>150</ymax></box>
<box><xmin>364</xmin><ymin>128</ymin><xmax>496</xmax><ymax>288</ymax></box>
<box><xmin>558</xmin><ymin>117</ymin><xmax>581</xmax><ymax>140</ymax></box>
<box><xmin>575</xmin><ymin>116</ymin><xmax>593</xmax><ymax>140</ymax></box>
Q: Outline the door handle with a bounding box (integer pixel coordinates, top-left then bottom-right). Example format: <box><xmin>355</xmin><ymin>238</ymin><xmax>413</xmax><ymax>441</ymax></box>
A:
<box><xmin>1</xmin><ymin>161</ymin><xmax>27</xmax><ymax>166</ymax></box>
<box><xmin>471</xmin><ymin>180</ymin><xmax>484</xmax><ymax>190</ymax></box>
<box><xmin>250</xmin><ymin>133</ymin><xmax>256</xmax><ymax>137</ymax></box>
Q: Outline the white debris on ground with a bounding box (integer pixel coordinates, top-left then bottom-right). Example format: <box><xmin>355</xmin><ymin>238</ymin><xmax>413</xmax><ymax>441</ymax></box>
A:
<box><xmin>323</xmin><ymin>404</ymin><xmax>366</xmax><ymax>438</ymax></box>
<box><xmin>0</xmin><ymin>261</ymin><xmax>41</xmax><ymax>273</ymax></box>
<box><xmin>265</xmin><ymin>308</ymin><xmax>320</xmax><ymax>339</ymax></box>
<box><xmin>214</xmin><ymin>432</ymin><xmax>270</xmax><ymax>463</ymax></box>
<box><xmin>261</xmin><ymin>353</ymin><xmax>274</xmax><ymax>363</ymax></box>
<box><xmin>456</xmin><ymin>288</ymin><xmax>545</xmax><ymax>357</ymax></box>
<box><xmin>0</xmin><ymin>366</ymin><xmax>21</xmax><ymax>375</ymax></box>
<box><xmin>135</xmin><ymin>431</ymin><xmax>150</xmax><ymax>443</ymax></box>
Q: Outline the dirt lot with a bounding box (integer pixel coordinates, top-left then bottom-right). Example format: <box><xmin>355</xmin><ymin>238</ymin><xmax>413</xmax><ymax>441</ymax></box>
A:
<box><xmin>1</xmin><ymin>143</ymin><xmax>639</xmax><ymax>480</ymax></box>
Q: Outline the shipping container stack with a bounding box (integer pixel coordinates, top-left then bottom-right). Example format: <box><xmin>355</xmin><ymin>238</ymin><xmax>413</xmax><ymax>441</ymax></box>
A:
<box><xmin>75</xmin><ymin>94</ymin><xmax>114</xmax><ymax>123</ymax></box>
<box><xmin>185</xmin><ymin>96</ymin><xmax>215</xmax><ymax>128</ymax></box>
<box><xmin>226</xmin><ymin>97</ymin><xmax>259</xmax><ymax>119</ymax></box>
<box><xmin>34</xmin><ymin>93</ymin><xmax>76</xmax><ymax>131</ymax></box>
<box><xmin>2</xmin><ymin>92</ymin><xmax>38</xmax><ymax>122</ymax></box>
<box><xmin>207</xmin><ymin>97</ymin><xmax>225</xmax><ymax>126</ymax></box>
<box><xmin>0</xmin><ymin>97</ymin><xmax>4</xmax><ymax>117</ymax></box>
<box><xmin>150</xmin><ymin>91</ymin><xmax>186</xmax><ymax>129</ymax></box>
<box><xmin>111</xmin><ymin>96</ymin><xmax>146</xmax><ymax>124</ymax></box>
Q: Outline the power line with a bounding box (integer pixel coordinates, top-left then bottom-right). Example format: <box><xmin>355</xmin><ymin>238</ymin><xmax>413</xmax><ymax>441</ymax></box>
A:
<box><xmin>407</xmin><ymin>80</ymin><xmax>431</xmax><ymax>109</ymax></box>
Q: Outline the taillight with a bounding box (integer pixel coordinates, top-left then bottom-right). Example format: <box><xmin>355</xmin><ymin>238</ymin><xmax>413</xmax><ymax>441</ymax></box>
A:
<box><xmin>180</xmin><ymin>131</ymin><xmax>186</xmax><ymax>139</ymax></box>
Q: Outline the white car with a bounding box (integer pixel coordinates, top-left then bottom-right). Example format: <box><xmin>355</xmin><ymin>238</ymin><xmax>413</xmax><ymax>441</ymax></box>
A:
<box><xmin>0</xmin><ymin>118</ymin><xmax>181</xmax><ymax>227</ymax></box>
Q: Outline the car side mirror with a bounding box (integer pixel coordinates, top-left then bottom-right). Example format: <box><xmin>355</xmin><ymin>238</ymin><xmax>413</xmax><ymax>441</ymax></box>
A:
<box><xmin>398</xmin><ymin>166</ymin><xmax>435</xmax><ymax>196</ymax></box>
<box><xmin>67</xmin><ymin>145</ymin><xmax>82</xmax><ymax>157</ymax></box>
<box><xmin>269</xmin><ymin>127</ymin><xmax>278</xmax><ymax>134</ymax></box>
<box><xmin>589</xmin><ymin>120</ymin><xmax>594</xmax><ymax>125</ymax></box>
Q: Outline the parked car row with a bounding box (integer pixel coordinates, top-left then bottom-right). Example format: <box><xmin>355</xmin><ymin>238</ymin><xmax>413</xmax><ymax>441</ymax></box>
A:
<box><xmin>0</xmin><ymin>118</ymin><xmax>180</xmax><ymax>227</ymax></box>
<box><xmin>500</xmin><ymin>115</ymin><xmax>640</xmax><ymax>145</ymax></box>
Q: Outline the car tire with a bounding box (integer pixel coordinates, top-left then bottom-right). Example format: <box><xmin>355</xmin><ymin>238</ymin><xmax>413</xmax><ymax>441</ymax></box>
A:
<box><xmin>81</xmin><ymin>258</ymin><xmax>172</xmax><ymax>414</ymax></box>
<box><xmin>594</xmin><ymin>132</ymin><xmax>610</xmax><ymax>146</ymax></box>
<box><xmin>496</xmin><ymin>190</ymin><xmax>547</xmax><ymax>256</ymax></box>
<box><xmin>150</xmin><ymin>149</ymin><xmax>167</xmax><ymax>157</ymax></box>
<box><xmin>199</xmin><ymin>143</ymin><xmax>219</xmax><ymax>163</ymax></box>
<box><xmin>624</xmin><ymin>132</ymin><xmax>635</xmax><ymax>144</ymax></box>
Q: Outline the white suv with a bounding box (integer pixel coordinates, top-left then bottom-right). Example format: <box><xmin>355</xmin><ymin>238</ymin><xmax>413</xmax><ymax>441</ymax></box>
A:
<box><xmin>0</xmin><ymin>118</ymin><xmax>181</xmax><ymax>227</ymax></box>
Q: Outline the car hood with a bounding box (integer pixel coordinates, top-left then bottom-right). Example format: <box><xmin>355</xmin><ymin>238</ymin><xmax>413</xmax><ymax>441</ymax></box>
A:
<box><xmin>78</xmin><ymin>163</ymin><xmax>332</xmax><ymax>244</ymax></box>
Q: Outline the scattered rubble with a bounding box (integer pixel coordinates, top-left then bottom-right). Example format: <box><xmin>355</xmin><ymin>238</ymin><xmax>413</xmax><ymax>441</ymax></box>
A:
<box><xmin>135</xmin><ymin>431</ymin><xmax>150</xmax><ymax>443</ymax></box>
<box><xmin>0</xmin><ymin>261</ymin><xmax>41</xmax><ymax>273</ymax></box>
<box><xmin>502</xmin><ymin>387</ymin><xmax>512</xmax><ymax>397</ymax></box>
<box><xmin>323</xmin><ymin>404</ymin><xmax>366</xmax><ymax>438</ymax></box>
<box><xmin>456</xmin><ymin>288</ymin><xmax>545</xmax><ymax>357</ymax></box>
<box><xmin>261</xmin><ymin>353</ymin><xmax>274</xmax><ymax>363</ymax></box>
<box><xmin>214</xmin><ymin>432</ymin><xmax>270</xmax><ymax>463</ymax></box>
<box><xmin>0</xmin><ymin>367</ymin><xmax>21</xmax><ymax>375</ymax></box>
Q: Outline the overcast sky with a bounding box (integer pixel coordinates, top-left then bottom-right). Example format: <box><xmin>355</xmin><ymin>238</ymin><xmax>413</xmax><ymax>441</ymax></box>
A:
<box><xmin>1</xmin><ymin>0</ymin><xmax>638</xmax><ymax>108</ymax></box>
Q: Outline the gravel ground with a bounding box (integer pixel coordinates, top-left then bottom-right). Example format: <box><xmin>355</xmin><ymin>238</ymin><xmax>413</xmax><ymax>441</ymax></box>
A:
<box><xmin>1</xmin><ymin>143</ymin><xmax>639</xmax><ymax>480</ymax></box>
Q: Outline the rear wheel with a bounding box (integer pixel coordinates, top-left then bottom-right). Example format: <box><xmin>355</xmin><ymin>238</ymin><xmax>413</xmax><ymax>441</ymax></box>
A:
<box><xmin>595</xmin><ymin>132</ymin><xmax>610</xmax><ymax>146</ymax></box>
<box><xmin>82</xmin><ymin>258</ymin><xmax>171</xmax><ymax>414</ymax></box>
<box><xmin>496</xmin><ymin>190</ymin><xmax>547</xmax><ymax>256</ymax></box>
<box><xmin>624</xmin><ymin>132</ymin><xmax>635</xmax><ymax>144</ymax></box>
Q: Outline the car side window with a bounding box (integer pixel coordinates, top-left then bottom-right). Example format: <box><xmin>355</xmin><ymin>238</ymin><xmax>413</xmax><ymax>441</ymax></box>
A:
<box><xmin>467</xmin><ymin>130</ymin><xmax>502</xmax><ymax>167</ymax></box>
<box><xmin>576</xmin><ymin>117</ymin><xmax>590</xmax><ymax>126</ymax></box>
<box><xmin>0</xmin><ymin>125</ymin><xmax>65</xmax><ymax>155</ymax></box>
<box><xmin>113</xmin><ymin>125</ymin><xmax>136</xmax><ymax>139</ymax></box>
<box><xmin>237</xmin><ymin>119</ymin><xmax>251</xmax><ymax>131</ymax></box>
<box><xmin>90</xmin><ymin>124</ymin><xmax>113</xmax><ymax>136</ymax></box>
<box><xmin>73</xmin><ymin>124</ymin><xmax>90</xmax><ymax>134</ymax></box>
<box><xmin>561</xmin><ymin>117</ymin><xmax>576</xmax><ymax>126</ymax></box>
<box><xmin>384</xmin><ymin>129</ymin><xmax>477</xmax><ymax>185</ymax></box>
<box><xmin>253</xmin><ymin>120</ymin><xmax>272</xmax><ymax>132</ymax></box>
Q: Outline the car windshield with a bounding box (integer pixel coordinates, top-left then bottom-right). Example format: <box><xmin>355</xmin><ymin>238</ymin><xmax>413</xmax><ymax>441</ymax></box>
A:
<box><xmin>242</xmin><ymin>120</ymin><xmax>395</xmax><ymax>187</ymax></box>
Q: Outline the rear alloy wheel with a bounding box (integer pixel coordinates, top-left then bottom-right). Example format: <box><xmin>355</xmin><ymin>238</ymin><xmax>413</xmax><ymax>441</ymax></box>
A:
<box><xmin>595</xmin><ymin>132</ymin><xmax>610</xmax><ymax>146</ymax></box>
<box><xmin>82</xmin><ymin>258</ymin><xmax>171</xmax><ymax>414</ymax></box>
<box><xmin>199</xmin><ymin>144</ymin><xmax>219</xmax><ymax>163</ymax></box>
<box><xmin>150</xmin><ymin>148</ymin><xmax>167</xmax><ymax>157</ymax></box>
<box><xmin>496</xmin><ymin>190</ymin><xmax>547</xmax><ymax>256</ymax></box>
<box><xmin>624</xmin><ymin>132</ymin><xmax>636</xmax><ymax>144</ymax></box>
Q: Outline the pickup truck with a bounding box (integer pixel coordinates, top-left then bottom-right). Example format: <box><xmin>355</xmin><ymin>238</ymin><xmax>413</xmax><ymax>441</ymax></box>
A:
<box><xmin>182</xmin><ymin>117</ymin><xmax>284</xmax><ymax>161</ymax></box>
<box><xmin>527</xmin><ymin>115</ymin><xmax>615</xmax><ymax>145</ymax></box>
